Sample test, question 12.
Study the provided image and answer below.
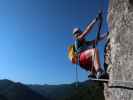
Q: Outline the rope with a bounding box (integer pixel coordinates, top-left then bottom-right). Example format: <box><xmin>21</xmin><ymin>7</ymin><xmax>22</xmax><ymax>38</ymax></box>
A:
<box><xmin>90</xmin><ymin>78</ymin><xmax>109</xmax><ymax>82</ymax></box>
<box><xmin>75</xmin><ymin>64</ymin><xmax>78</xmax><ymax>87</ymax></box>
<box><xmin>99</xmin><ymin>0</ymin><xmax>104</xmax><ymax>12</ymax></box>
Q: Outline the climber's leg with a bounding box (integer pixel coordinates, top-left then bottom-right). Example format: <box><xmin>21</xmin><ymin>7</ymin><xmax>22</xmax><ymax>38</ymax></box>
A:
<box><xmin>93</xmin><ymin>48</ymin><xmax>101</xmax><ymax>72</ymax></box>
<box><xmin>104</xmin><ymin>39</ymin><xmax>111</xmax><ymax>79</ymax></box>
<box><xmin>88</xmin><ymin>71</ymin><xmax>96</xmax><ymax>78</ymax></box>
<box><xmin>98</xmin><ymin>32</ymin><xmax>109</xmax><ymax>42</ymax></box>
<box><xmin>91</xmin><ymin>48</ymin><xmax>105</xmax><ymax>78</ymax></box>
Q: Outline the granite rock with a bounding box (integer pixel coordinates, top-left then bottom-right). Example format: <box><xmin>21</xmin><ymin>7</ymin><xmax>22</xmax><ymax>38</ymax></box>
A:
<box><xmin>104</xmin><ymin>0</ymin><xmax>133</xmax><ymax>100</ymax></box>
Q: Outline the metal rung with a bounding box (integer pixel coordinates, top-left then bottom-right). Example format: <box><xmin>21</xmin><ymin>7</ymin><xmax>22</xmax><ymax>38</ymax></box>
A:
<box><xmin>90</xmin><ymin>78</ymin><xmax>133</xmax><ymax>83</ymax></box>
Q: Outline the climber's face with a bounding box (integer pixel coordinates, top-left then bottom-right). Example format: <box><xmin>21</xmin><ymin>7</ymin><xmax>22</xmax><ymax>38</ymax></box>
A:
<box><xmin>74</xmin><ymin>32</ymin><xmax>79</xmax><ymax>38</ymax></box>
<box><xmin>73</xmin><ymin>32</ymin><xmax>81</xmax><ymax>39</ymax></box>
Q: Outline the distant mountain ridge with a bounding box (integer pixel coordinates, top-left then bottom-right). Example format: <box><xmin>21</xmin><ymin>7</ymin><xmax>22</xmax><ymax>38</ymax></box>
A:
<box><xmin>0</xmin><ymin>79</ymin><xmax>49</xmax><ymax>100</ymax></box>
<box><xmin>0</xmin><ymin>79</ymin><xmax>105</xmax><ymax>100</ymax></box>
<box><xmin>29</xmin><ymin>80</ymin><xmax>105</xmax><ymax>100</ymax></box>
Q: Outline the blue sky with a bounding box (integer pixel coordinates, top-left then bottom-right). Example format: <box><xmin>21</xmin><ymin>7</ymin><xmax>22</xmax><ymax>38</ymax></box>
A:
<box><xmin>0</xmin><ymin>0</ymin><xmax>109</xmax><ymax>84</ymax></box>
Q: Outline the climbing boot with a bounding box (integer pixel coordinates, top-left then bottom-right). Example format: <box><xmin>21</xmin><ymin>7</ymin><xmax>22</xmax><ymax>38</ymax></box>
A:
<box><xmin>88</xmin><ymin>72</ymin><xmax>96</xmax><ymax>78</ymax></box>
<box><xmin>96</xmin><ymin>71</ymin><xmax>102</xmax><ymax>79</ymax></box>
<box><xmin>96</xmin><ymin>69</ymin><xmax>104</xmax><ymax>79</ymax></box>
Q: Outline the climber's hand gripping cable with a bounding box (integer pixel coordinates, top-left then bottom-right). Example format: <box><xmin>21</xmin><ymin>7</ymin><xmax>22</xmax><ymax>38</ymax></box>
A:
<box><xmin>76</xmin><ymin>12</ymin><xmax>103</xmax><ymax>40</ymax></box>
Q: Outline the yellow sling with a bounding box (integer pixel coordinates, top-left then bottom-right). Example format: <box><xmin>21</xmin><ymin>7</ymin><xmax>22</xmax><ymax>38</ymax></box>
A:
<box><xmin>68</xmin><ymin>45</ymin><xmax>78</xmax><ymax>64</ymax></box>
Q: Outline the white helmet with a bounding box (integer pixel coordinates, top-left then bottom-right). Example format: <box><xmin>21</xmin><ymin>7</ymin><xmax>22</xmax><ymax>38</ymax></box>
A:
<box><xmin>72</xmin><ymin>28</ymin><xmax>81</xmax><ymax>35</ymax></box>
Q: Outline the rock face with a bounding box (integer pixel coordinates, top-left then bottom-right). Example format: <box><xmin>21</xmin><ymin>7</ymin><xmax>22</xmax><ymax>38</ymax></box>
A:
<box><xmin>104</xmin><ymin>0</ymin><xmax>133</xmax><ymax>100</ymax></box>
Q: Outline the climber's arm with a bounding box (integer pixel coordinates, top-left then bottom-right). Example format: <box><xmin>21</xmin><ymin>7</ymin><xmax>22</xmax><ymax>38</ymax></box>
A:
<box><xmin>98</xmin><ymin>32</ymin><xmax>109</xmax><ymax>43</ymax></box>
<box><xmin>77</xmin><ymin>18</ymin><xmax>98</xmax><ymax>39</ymax></box>
<box><xmin>86</xmin><ymin>32</ymin><xmax>109</xmax><ymax>46</ymax></box>
<box><xmin>77</xmin><ymin>12</ymin><xmax>102</xmax><ymax>40</ymax></box>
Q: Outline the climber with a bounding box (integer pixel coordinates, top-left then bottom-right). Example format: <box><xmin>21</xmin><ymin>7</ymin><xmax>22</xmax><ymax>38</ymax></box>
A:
<box><xmin>72</xmin><ymin>12</ymin><xmax>109</xmax><ymax>79</ymax></box>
